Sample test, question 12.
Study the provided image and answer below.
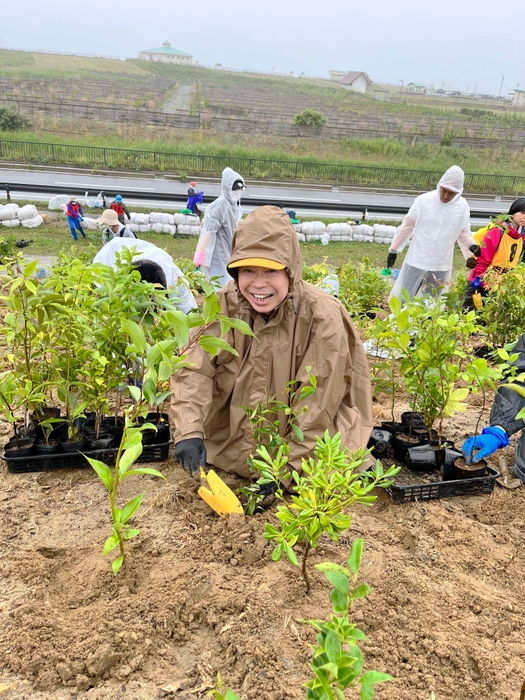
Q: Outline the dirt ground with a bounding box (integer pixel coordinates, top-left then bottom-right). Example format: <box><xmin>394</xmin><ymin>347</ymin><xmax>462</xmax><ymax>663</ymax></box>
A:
<box><xmin>1</xmin><ymin>391</ymin><xmax>525</xmax><ymax>700</ymax></box>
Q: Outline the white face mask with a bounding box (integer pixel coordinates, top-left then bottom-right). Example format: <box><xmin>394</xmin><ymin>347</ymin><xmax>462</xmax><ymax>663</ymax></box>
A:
<box><xmin>231</xmin><ymin>189</ymin><xmax>243</xmax><ymax>203</ymax></box>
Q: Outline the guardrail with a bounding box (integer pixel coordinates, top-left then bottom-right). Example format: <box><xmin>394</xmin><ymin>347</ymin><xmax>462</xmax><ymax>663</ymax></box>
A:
<box><xmin>0</xmin><ymin>139</ymin><xmax>524</xmax><ymax>194</ymax></box>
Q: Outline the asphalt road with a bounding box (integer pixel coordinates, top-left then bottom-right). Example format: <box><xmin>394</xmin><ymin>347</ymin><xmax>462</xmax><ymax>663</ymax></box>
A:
<box><xmin>0</xmin><ymin>167</ymin><xmax>511</xmax><ymax>223</ymax></box>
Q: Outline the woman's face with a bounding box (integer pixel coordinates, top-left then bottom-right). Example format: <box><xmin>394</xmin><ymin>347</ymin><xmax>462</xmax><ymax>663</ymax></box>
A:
<box><xmin>238</xmin><ymin>266</ymin><xmax>290</xmax><ymax>314</ymax></box>
<box><xmin>511</xmin><ymin>209</ymin><xmax>525</xmax><ymax>229</ymax></box>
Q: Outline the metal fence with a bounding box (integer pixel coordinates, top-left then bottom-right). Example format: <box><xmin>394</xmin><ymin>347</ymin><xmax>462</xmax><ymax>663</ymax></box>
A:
<box><xmin>1</xmin><ymin>139</ymin><xmax>524</xmax><ymax>194</ymax></box>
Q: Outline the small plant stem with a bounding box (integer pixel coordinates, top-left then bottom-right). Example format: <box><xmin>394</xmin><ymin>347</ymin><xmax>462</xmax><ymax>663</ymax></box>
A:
<box><xmin>302</xmin><ymin>542</ymin><xmax>311</xmax><ymax>594</ymax></box>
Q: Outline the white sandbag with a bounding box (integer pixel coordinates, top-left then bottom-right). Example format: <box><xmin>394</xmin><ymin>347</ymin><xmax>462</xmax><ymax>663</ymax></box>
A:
<box><xmin>0</xmin><ymin>208</ymin><xmax>16</xmax><ymax>221</ymax></box>
<box><xmin>302</xmin><ymin>221</ymin><xmax>327</xmax><ymax>236</ymax></box>
<box><xmin>293</xmin><ymin>223</ymin><xmax>302</xmax><ymax>233</ymax></box>
<box><xmin>149</xmin><ymin>212</ymin><xmax>162</xmax><ymax>224</ymax></box>
<box><xmin>320</xmin><ymin>233</ymin><xmax>330</xmax><ymax>245</ymax></box>
<box><xmin>363</xmin><ymin>235</ymin><xmax>374</xmax><ymax>243</ymax></box>
<box><xmin>177</xmin><ymin>225</ymin><xmax>201</xmax><ymax>236</ymax></box>
<box><xmin>339</xmin><ymin>236</ymin><xmax>353</xmax><ymax>242</ymax></box>
<box><xmin>162</xmin><ymin>224</ymin><xmax>177</xmax><ymax>235</ymax></box>
<box><xmin>327</xmin><ymin>223</ymin><xmax>352</xmax><ymax>235</ymax></box>
<box><xmin>2</xmin><ymin>219</ymin><xmax>20</xmax><ymax>227</ymax></box>
<box><xmin>21</xmin><ymin>215</ymin><xmax>43</xmax><ymax>228</ymax></box>
<box><xmin>139</xmin><ymin>224</ymin><xmax>151</xmax><ymax>233</ymax></box>
<box><xmin>353</xmin><ymin>234</ymin><xmax>364</xmax><ymax>243</ymax></box>
<box><xmin>173</xmin><ymin>214</ymin><xmax>186</xmax><ymax>226</ymax></box>
<box><xmin>3</xmin><ymin>203</ymin><xmax>19</xmax><ymax>212</ymax></box>
<box><xmin>296</xmin><ymin>232</ymin><xmax>306</xmax><ymax>242</ymax></box>
<box><xmin>374</xmin><ymin>237</ymin><xmax>385</xmax><ymax>245</ymax></box>
<box><xmin>82</xmin><ymin>217</ymin><xmax>98</xmax><ymax>231</ymax></box>
<box><xmin>17</xmin><ymin>205</ymin><xmax>38</xmax><ymax>221</ymax></box>
<box><xmin>151</xmin><ymin>223</ymin><xmax>164</xmax><ymax>233</ymax></box>
<box><xmin>161</xmin><ymin>213</ymin><xmax>175</xmax><ymax>225</ymax></box>
<box><xmin>305</xmin><ymin>235</ymin><xmax>323</xmax><ymax>242</ymax></box>
<box><xmin>186</xmin><ymin>215</ymin><xmax>200</xmax><ymax>226</ymax></box>
<box><xmin>129</xmin><ymin>224</ymin><xmax>140</xmax><ymax>234</ymax></box>
<box><xmin>130</xmin><ymin>212</ymin><xmax>138</xmax><ymax>223</ymax></box>
<box><xmin>373</xmin><ymin>224</ymin><xmax>397</xmax><ymax>239</ymax></box>
<box><xmin>352</xmin><ymin>224</ymin><xmax>374</xmax><ymax>237</ymax></box>
<box><xmin>133</xmin><ymin>213</ymin><xmax>149</xmax><ymax>225</ymax></box>
<box><xmin>48</xmin><ymin>195</ymin><xmax>70</xmax><ymax>211</ymax></box>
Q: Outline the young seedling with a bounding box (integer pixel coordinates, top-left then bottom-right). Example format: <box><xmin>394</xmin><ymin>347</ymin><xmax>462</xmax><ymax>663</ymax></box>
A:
<box><xmin>305</xmin><ymin>538</ymin><xmax>394</xmax><ymax>700</ymax></box>
<box><xmin>261</xmin><ymin>431</ymin><xmax>399</xmax><ymax>592</ymax></box>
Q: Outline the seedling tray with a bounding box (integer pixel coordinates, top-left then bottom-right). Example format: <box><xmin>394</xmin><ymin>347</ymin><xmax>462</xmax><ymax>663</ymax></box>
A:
<box><xmin>2</xmin><ymin>437</ymin><xmax>172</xmax><ymax>474</ymax></box>
<box><xmin>387</xmin><ymin>464</ymin><xmax>499</xmax><ymax>503</ymax></box>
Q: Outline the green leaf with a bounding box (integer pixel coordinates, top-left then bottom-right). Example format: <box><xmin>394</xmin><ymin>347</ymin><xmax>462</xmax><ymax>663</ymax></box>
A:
<box><xmin>123</xmin><ymin>467</ymin><xmax>166</xmax><ymax>479</ymax></box>
<box><xmin>198</xmin><ymin>335</ymin><xmax>238</xmax><ymax>358</ymax></box>
<box><xmin>359</xmin><ymin>671</ymin><xmax>394</xmax><ymax>684</ymax></box>
<box><xmin>85</xmin><ymin>455</ymin><xmax>113</xmax><ymax>491</ymax></box>
<box><xmin>219</xmin><ymin>316</ymin><xmax>255</xmax><ymax>337</ymax></box>
<box><xmin>348</xmin><ymin>538</ymin><xmax>363</xmax><ymax>575</ymax></box>
<box><xmin>122</xmin><ymin>319</ymin><xmax>147</xmax><ymax>353</ymax></box>
<box><xmin>202</xmin><ymin>292</ymin><xmax>222</xmax><ymax>323</ymax></box>
<box><xmin>324</xmin><ymin>571</ymin><xmax>349</xmax><ymax>595</ymax></box>
<box><xmin>128</xmin><ymin>385</ymin><xmax>141</xmax><ymax>402</ymax></box>
<box><xmin>112</xmin><ymin>555</ymin><xmax>124</xmax><ymax>576</ymax></box>
<box><xmin>319</xmin><ymin>662</ymin><xmax>339</xmax><ymax>678</ymax></box>
<box><xmin>316</xmin><ymin>562</ymin><xmax>351</xmax><ymax>576</ymax></box>
<box><xmin>102</xmin><ymin>534</ymin><xmax>120</xmax><ymax>556</ymax></box>
<box><xmin>284</xmin><ymin>542</ymin><xmax>299</xmax><ymax>566</ymax></box>
<box><xmin>24</xmin><ymin>278</ymin><xmax>37</xmax><ymax>294</ymax></box>
<box><xmin>224</xmin><ymin>691</ymin><xmax>240</xmax><ymax>700</ymax></box>
<box><xmin>123</xmin><ymin>528</ymin><xmax>141</xmax><ymax>540</ymax></box>
<box><xmin>360</xmin><ymin>683</ymin><xmax>375</xmax><ymax>700</ymax></box>
<box><xmin>352</xmin><ymin>583</ymin><xmax>372</xmax><ymax>600</ymax></box>
<box><xmin>120</xmin><ymin>493</ymin><xmax>144</xmax><ymax>525</ymax></box>
<box><xmin>330</xmin><ymin>588</ymin><xmax>348</xmax><ymax>613</ymax></box>
<box><xmin>325</xmin><ymin>631</ymin><xmax>341</xmax><ymax>664</ymax></box>
<box><xmin>23</xmin><ymin>259</ymin><xmax>39</xmax><ymax>278</ymax></box>
<box><xmin>158</xmin><ymin>359</ymin><xmax>174</xmax><ymax>382</ymax></box>
<box><xmin>118</xmin><ymin>442</ymin><xmax>143</xmax><ymax>476</ymax></box>
<box><xmin>291</xmin><ymin>423</ymin><xmax>304</xmax><ymax>443</ymax></box>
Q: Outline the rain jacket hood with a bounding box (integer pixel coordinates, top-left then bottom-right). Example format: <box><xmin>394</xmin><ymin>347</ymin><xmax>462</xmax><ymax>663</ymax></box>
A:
<box><xmin>436</xmin><ymin>164</ymin><xmax>465</xmax><ymax>200</ymax></box>
<box><xmin>173</xmin><ymin>205</ymin><xmax>374</xmax><ymax>478</ymax></box>
<box><xmin>227</xmin><ymin>206</ymin><xmax>301</xmax><ymax>290</ymax></box>
<box><xmin>221</xmin><ymin>167</ymin><xmax>245</xmax><ymax>207</ymax></box>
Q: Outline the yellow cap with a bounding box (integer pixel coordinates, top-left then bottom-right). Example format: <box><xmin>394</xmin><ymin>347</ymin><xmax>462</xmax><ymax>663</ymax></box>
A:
<box><xmin>228</xmin><ymin>257</ymin><xmax>286</xmax><ymax>270</ymax></box>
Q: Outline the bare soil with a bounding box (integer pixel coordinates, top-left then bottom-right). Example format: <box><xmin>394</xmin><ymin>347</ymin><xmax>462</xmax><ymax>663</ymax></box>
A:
<box><xmin>1</xmin><ymin>393</ymin><xmax>525</xmax><ymax>700</ymax></box>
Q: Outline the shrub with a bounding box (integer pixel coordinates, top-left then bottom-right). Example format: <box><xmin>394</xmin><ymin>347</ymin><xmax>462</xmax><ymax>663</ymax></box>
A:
<box><xmin>0</xmin><ymin>108</ymin><xmax>30</xmax><ymax>131</ymax></box>
<box><xmin>294</xmin><ymin>109</ymin><xmax>327</xmax><ymax>127</ymax></box>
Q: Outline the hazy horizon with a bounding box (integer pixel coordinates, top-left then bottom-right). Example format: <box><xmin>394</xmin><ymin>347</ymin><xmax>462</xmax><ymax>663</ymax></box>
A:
<box><xmin>1</xmin><ymin>0</ymin><xmax>523</xmax><ymax>96</ymax></box>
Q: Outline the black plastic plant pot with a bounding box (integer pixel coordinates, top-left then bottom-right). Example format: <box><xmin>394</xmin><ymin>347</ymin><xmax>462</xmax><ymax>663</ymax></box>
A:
<box><xmin>141</xmin><ymin>428</ymin><xmax>158</xmax><ymax>445</ymax></box>
<box><xmin>401</xmin><ymin>412</ymin><xmax>426</xmax><ymax>431</ymax></box>
<box><xmin>393</xmin><ymin>433</ymin><xmax>421</xmax><ymax>464</ymax></box>
<box><xmin>412</xmin><ymin>427</ymin><xmax>439</xmax><ymax>442</ymax></box>
<box><xmin>453</xmin><ymin>457</ymin><xmax>488</xmax><ymax>480</ymax></box>
<box><xmin>34</xmin><ymin>440</ymin><xmax>60</xmax><ymax>455</ymax></box>
<box><xmin>4</xmin><ymin>437</ymin><xmax>36</xmax><ymax>458</ymax></box>
<box><xmin>58</xmin><ymin>434</ymin><xmax>88</xmax><ymax>453</ymax></box>
<box><xmin>87</xmin><ymin>434</ymin><xmax>115</xmax><ymax>450</ymax></box>
<box><xmin>380</xmin><ymin>421</ymin><xmax>405</xmax><ymax>435</ymax></box>
<box><xmin>368</xmin><ymin>428</ymin><xmax>393</xmax><ymax>459</ymax></box>
<box><xmin>405</xmin><ymin>444</ymin><xmax>437</xmax><ymax>471</ymax></box>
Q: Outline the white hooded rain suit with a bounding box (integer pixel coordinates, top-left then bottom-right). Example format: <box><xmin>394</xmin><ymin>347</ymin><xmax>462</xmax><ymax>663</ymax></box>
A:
<box><xmin>193</xmin><ymin>167</ymin><xmax>245</xmax><ymax>287</ymax></box>
<box><xmin>389</xmin><ymin>165</ymin><xmax>474</xmax><ymax>302</ymax></box>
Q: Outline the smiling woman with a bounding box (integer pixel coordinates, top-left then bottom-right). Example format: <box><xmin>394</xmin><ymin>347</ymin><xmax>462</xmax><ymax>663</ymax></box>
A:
<box><xmin>171</xmin><ymin>205</ymin><xmax>374</xmax><ymax>482</ymax></box>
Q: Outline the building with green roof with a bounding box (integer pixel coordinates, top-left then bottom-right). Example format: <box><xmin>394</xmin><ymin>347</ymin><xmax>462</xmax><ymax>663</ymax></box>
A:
<box><xmin>138</xmin><ymin>41</ymin><xmax>193</xmax><ymax>65</ymax></box>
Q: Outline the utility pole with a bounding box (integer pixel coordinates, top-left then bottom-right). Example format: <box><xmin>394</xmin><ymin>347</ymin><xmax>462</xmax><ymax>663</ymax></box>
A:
<box><xmin>498</xmin><ymin>74</ymin><xmax>505</xmax><ymax>98</ymax></box>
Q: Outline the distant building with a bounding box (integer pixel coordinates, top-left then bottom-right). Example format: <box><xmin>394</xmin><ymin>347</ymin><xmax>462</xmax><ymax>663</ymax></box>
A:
<box><xmin>137</xmin><ymin>41</ymin><xmax>192</xmax><ymax>65</ymax></box>
<box><xmin>407</xmin><ymin>82</ymin><xmax>426</xmax><ymax>93</ymax></box>
<box><xmin>329</xmin><ymin>70</ymin><xmax>347</xmax><ymax>81</ymax></box>
<box><xmin>339</xmin><ymin>71</ymin><xmax>371</xmax><ymax>94</ymax></box>
<box><xmin>512</xmin><ymin>89</ymin><xmax>525</xmax><ymax>107</ymax></box>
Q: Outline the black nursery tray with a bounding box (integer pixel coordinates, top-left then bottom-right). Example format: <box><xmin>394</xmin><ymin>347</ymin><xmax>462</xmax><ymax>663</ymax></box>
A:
<box><xmin>2</xmin><ymin>437</ymin><xmax>172</xmax><ymax>474</ymax></box>
<box><xmin>387</xmin><ymin>463</ymin><xmax>499</xmax><ymax>503</ymax></box>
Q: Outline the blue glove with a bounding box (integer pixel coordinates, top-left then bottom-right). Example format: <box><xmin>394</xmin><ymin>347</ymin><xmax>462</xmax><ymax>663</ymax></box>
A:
<box><xmin>461</xmin><ymin>426</ymin><xmax>509</xmax><ymax>464</ymax></box>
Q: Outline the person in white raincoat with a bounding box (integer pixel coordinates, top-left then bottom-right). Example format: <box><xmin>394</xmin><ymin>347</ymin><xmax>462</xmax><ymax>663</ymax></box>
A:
<box><xmin>387</xmin><ymin>165</ymin><xmax>475</xmax><ymax>302</ymax></box>
<box><xmin>193</xmin><ymin>167</ymin><xmax>245</xmax><ymax>287</ymax></box>
<box><xmin>93</xmin><ymin>237</ymin><xmax>195</xmax><ymax>314</ymax></box>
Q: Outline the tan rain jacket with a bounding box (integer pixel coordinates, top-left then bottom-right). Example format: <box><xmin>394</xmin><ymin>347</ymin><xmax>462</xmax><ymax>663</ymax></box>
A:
<box><xmin>171</xmin><ymin>206</ymin><xmax>374</xmax><ymax>477</ymax></box>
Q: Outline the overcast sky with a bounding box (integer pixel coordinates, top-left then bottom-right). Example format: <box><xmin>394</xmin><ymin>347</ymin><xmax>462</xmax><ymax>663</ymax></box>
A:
<box><xmin>1</xmin><ymin>0</ymin><xmax>523</xmax><ymax>96</ymax></box>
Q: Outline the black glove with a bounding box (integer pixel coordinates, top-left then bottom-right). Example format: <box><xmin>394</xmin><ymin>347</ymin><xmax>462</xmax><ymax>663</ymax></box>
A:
<box><xmin>469</xmin><ymin>244</ymin><xmax>481</xmax><ymax>257</ymax></box>
<box><xmin>386</xmin><ymin>252</ymin><xmax>397</xmax><ymax>268</ymax></box>
<box><xmin>466</xmin><ymin>257</ymin><xmax>477</xmax><ymax>269</ymax></box>
<box><xmin>174</xmin><ymin>438</ymin><xmax>206</xmax><ymax>477</ymax></box>
<box><xmin>255</xmin><ymin>480</ymin><xmax>279</xmax><ymax>512</ymax></box>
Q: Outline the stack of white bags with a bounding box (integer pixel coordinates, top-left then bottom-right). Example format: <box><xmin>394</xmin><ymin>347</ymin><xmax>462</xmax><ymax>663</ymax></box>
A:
<box><xmin>0</xmin><ymin>203</ymin><xmax>43</xmax><ymax>229</ymax></box>
<box><xmin>127</xmin><ymin>211</ymin><xmax>201</xmax><ymax>237</ymax></box>
<box><xmin>292</xmin><ymin>221</ymin><xmax>399</xmax><ymax>245</ymax></box>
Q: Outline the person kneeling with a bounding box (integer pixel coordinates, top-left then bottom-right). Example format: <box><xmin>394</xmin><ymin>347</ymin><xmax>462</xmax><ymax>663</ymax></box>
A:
<box><xmin>171</xmin><ymin>205</ymin><xmax>374</xmax><ymax>481</ymax></box>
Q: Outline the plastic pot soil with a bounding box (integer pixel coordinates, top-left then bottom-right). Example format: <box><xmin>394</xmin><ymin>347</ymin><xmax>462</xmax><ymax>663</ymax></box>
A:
<box><xmin>58</xmin><ymin>434</ymin><xmax>88</xmax><ymax>453</ymax></box>
<box><xmin>412</xmin><ymin>427</ymin><xmax>439</xmax><ymax>442</ymax></box>
<box><xmin>393</xmin><ymin>433</ymin><xmax>421</xmax><ymax>464</ymax></box>
<box><xmin>401</xmin><ymin>411</ymin><xmax>426</xmax><ymax>431</ymax></box>
<box><xmin>34</xmin><ymin>440</ymin><xmax>60</xmax><ymax>455</ymax></box>
<box><xmin>87</xmin><ymin>434</ymin><xmax>115</xmax><ymax>450</ymax></box>
<box><xmin>4</xmin><ymin>437</ymin><xmax>35</xmax><ymax>458</ymax></box>
<box><xmin>453</xmin><ymin>457</ymin><xmax>488</xmax><ymax>480</ymax></box>
<box><xmin>368</xmin><ymin>428</ymin><xmax>393</xmax><ymax>459</ymax></box>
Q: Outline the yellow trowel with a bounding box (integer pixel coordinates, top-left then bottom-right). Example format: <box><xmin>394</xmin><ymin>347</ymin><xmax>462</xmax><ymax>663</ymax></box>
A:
<box><xmin>198</xmin><ymin>467</ymin><xmax>244</xmax><ymax>517</ymax></box>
